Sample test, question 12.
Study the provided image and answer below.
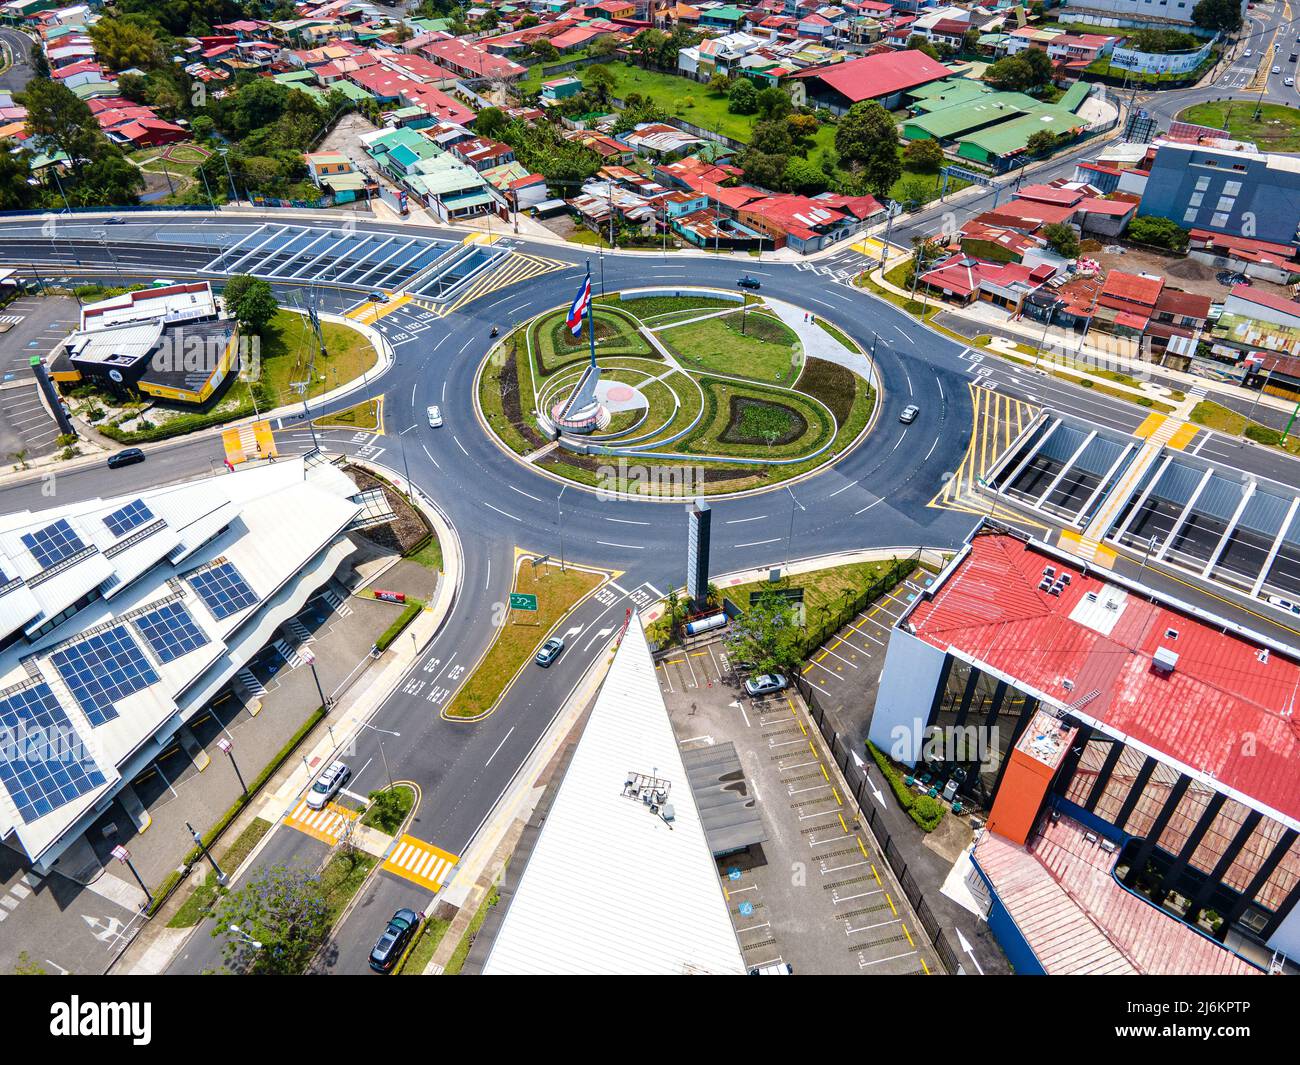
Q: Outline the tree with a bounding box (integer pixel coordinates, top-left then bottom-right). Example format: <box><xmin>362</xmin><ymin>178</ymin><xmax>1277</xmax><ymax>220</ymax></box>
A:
<box><xmin>903</xmin><ymin>137</ymin><xmax>944</xmax><ymax>173</ymax></box>
<box><xmin>786</xmin><ymin>112</ymin><xmax>819</xmax><ymax>147</ymax></box>
<box><xmin>589</xmin><ymin>33</ymin><xmax>620</xmax><ymax>58</ymax></box>
<box><xmin>756</xmin><ymin>85</ymin><xmax>792</xmax><ymax>121</ymax></box>
<box><xmin>222</xmin><ymin>275</ymin><xmax>277</xmax><ymax>333</ymax></box>
<box><xmin>1192</xmin><ymin>0</ymin><xmax>1242</xmax><ymax>33</ymax></box>
<box><xmin>1026</xmin><ymin>129</ymin><xmax>1058</xmax><ymax>157</ymax></box>
<box><xmin>530</xmin><ymin>40</ymin><xmax>559</xmax><ymax>62</ymax></box>
<box><xmin>728</xmin><ymin>77</ymin><xmax>758</xmax><ymax>115</ymax></box>
<box><xmin>1042</xmin><ymin>222</ymin><xmax>1080</xmax><ymax>259</ymax></box>
<box><xmin>783</xmin><ymin>156</ymin><xmax>827</xmax><ymax>193</ymax></box>
<box><xmin>983</xmin><ymin>55</ymin><xmax>1036</xmax><ymax>92</ymax></box>
<box><xmin>632</xmin><ymin>27</ymin><xmax>667</xmax><ymax>68</ymax></box>
<box><xmin>894</xmin><ymin>174</ymin><xmax>935</xmax><ymax>209</ymax></box>
<box><xmin>906</xmin><ymin>34</ymin><xmax>939</xmax><ymax>60</ymax></box>
<box><xmin>475</xmin><ymin>106</ymin><xmax>507</xmax><ymax>139</ymax></box>
<box><xmin>726</xmin><ymin>593</ymin><xmax>804</xmax><ymax>676</ymax></box>
<box><xmin>0</xmin><ymin>150</ymin><xmax>36</xmax><ymax>211</ymax></box>
<box><xmin>90</xmin><ymin>16</ymin><xmax>161</xmax><ymax>71</ymax></box>
<box><xmin>17</xmin><ymin>79</ymin><xmax>102</xmax><ymax>174</ymax></box>
<box><xmin>1128</xmin><ymin>215</ymin><xmax>1189</xmax><ymax>252</ymax></box>
<box><xmin>962</xmin><ymin>28</ymin><xmax>981</xmax><ymax>55</ymax></box>
<box><xmin>835</xmin><ymin>100</ymin><xmax>902</xmax><ymax>197</ymax></box>
<box><xmin>29</xmin><ymin>41</ymin><xmax>49</xmax><ymax>79</ymax></box>
<box><xmin>707</xmin><ymin>72</ymin><xmax>731</xmax><ymax>95</ymax></box>
<box><xmin>583</xmin><ymin>64</ymin><xmax>616</xmax><ymax>104</ymax></box>
<box><xmin>211</xmin><ymin>864</ymin><xmax>330</xmax><ymax>975</ymax></box>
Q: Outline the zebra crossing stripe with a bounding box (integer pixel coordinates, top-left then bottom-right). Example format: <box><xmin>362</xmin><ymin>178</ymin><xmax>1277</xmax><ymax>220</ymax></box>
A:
<box><xmin>381</xmin><ymin>834</ymin><xmax>459</xmax><ymax>891</ymax></box>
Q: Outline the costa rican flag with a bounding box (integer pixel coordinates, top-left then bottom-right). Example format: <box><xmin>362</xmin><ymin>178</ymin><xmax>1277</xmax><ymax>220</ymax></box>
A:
<box><xmin>567</xmin><ymin>272</ymin><xmax>591</xmax><ymax>336</ymax></box>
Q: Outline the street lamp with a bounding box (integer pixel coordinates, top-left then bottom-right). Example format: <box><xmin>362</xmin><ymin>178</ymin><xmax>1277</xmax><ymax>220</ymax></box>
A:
<box><xmin>228</xmin><ymin>924</ymin><xmax>262</xmax><ymax>950</ymax></box>
<box><xmin>217</xmin><ymin>737</ymin><xmax>247</xmax><ymax>796</ymax></box>
<box><xmin>556</xmin><ymin>486</ymin><xmax>567</xmax><ymax>571</ymax></box>
<box><xmin>784</xmin><ymin>486</ymin><xmax>804</xmax><ymax>569</ymax></box>
<box><xmin>110</xmin><ymin>845</ymin><xmax>154</xmax><ymax>912</ymax></box>
<box><xmin>303</xmin><ymin>648</ymin><xmax>330</xmax><ymax>711</ymax></box>
<box><xmin>187</xmin><ymin>820</ymin><xmax>227</xmax><ymax>886</ymax></box>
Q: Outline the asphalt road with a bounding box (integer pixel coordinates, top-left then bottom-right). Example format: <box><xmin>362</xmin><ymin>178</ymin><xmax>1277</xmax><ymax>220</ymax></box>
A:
<box><xmin>5</xmin><ymin>205</ymin><xmax>1300</xmax><ymax>975</ymax></box>
<box><xmin>0</xmin><ymin>28</ymin><xmax>33</xmax><ymax>95</ymax></box>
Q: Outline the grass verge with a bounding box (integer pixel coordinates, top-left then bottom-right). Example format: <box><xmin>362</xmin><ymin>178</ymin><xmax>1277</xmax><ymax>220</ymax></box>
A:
<box><xmin>444</xmin><ymin>881</ymin><xmax>501</xmax><ymax>975</ymax></box>
<box><xmin>316</xmin><ymin>397</ymin><xmax>381</xmax><ymax>431</ymax></box>
<box><xmin>167</xmin><ymin>818</ymin><xmax>273</xmax><ymax>928</ymax></box>
<box><xmin>443</xmin><ymin>561</ymin><xmax>605</xmax><ymax>719</ymax></box>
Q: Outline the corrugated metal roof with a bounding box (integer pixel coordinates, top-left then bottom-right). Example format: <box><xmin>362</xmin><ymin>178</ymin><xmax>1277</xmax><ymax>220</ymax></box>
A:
<box><xmin>483</xmin><ymin>616</ymin><xmax>745</xmax><ymax>975</ymax></box>
<box><xmin>910</xmin><ymin>534</ymin><xmax>1300</xmax><ymax>827</ymax></box>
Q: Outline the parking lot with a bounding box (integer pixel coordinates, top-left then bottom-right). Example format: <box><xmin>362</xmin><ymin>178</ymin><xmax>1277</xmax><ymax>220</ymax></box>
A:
<box><xmin>0</xmin><ymin>294</ymin><xmax>77</xmax><ymax>459</ymax></box>
<box><xmin>663</xmin><ymin>637</ymin><xmax>937</xmax><ymax>975</ymax></box>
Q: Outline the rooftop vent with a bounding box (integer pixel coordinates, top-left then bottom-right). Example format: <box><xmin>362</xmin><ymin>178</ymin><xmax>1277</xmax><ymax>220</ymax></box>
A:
<box><xmin>1165</xmin><ymin>628</ymin><xmax>1179</xmax><ymax>640</ymax></box>
<box><xmin>1153</xmin><ymin>646</ymin><xmax>1179</xmax><ymax>674</ymax></box>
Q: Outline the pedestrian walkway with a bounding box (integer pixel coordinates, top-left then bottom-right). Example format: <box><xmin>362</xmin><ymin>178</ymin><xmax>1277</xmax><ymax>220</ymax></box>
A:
<box><xmin>767</xmin><ymin>297</ymin><xmax>877</xmax><ymax>386</ymax></box>
<box><xmin>284</xmin><ymin>799</ymin><xmax>358</xmax><ymax>845</ymax></box>
<box><xmin>381</xmin><ymin>835</ymin><xmax>458</xmax><ymax>892</ymax></box>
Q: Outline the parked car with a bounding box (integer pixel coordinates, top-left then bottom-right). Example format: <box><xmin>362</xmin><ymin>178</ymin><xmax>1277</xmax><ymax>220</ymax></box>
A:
<box><xmin>737</xmin><ymin>275</ymin><xmax>761</xmax><ymax>290</ymax></box>
<box><xmin>1273</xmin><ymin>65</ymin><xmax>1281</xmax><ymax>74</ymax></box>
<box><xmin>744</xmin><ymin>673</ymin><xmax>788</xmax><ymax>697</ymax></box>
<box><xmin>426</xmin><ymin>404</ymin><xmax>443</xmax><ymax>427</ymax></box>
<box><xmin>107</xmin><ymin>448</ymin><xmax>145</xmax><ymax>469</ymax></box>
<box><xmin>1267</xmin><ymin>595</ymin><xmax>1300</xmax><ymax>618</ymax></box>
<box><xmin>368</xmin><ymin>908</ymin><xmax>421</xmax><ymax>973</ymax></box>
<box><xmin>367</xmin><ymin>291</ymin><xmax>389</xmax><ymax>303</ymax></box>
<box><xmin>306</xmin><ymin>759</ymin><xmax>350</xmax><ymax>810</ymax></box>
<box><xmin>899</xmin><ymin>404</ymin><xmax>920</xmax><ymax>424</ymax></box>
<box><xmin>535</xmin><ymin>636</ymin><xmax>565</xmax><ymax>667</ymax></box>
<box><xmin>1287</xmin><ymin>76</ymin><xmax>1294</xmax><ymax>85</ymax></box>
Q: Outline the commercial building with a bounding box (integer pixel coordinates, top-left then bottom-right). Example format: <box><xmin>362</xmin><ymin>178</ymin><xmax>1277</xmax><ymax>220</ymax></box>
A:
<box><xmin>1138</xmin><ymin>141</ymin><xmax>1300</xmax><ymax>246</ymax></box>
<box><xmin>870</xmin><ymin>526</ymin><xmax>1300</xmax><ymax>972</ymax></box>
<box><xmin>1054</xmin><ymin>0</ymin><xmax>1235</xmax><ymax>32</ymax></box>
<box><xmin>469</xmin><ymin>616</ymin><xmax>745</xmax><ymax>975</ymax></box>
<box><xmin>790</xmin><ymin>49</ymin><xmax>953</xmax><ymax>113</ymax></box>
<box><xmin>0</xmin><ymin>457</ymin><xmax>360</xmax><ymax>872</ymax></box>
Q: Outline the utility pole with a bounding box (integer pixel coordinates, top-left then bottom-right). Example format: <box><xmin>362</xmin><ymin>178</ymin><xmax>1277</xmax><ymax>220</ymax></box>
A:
<box><xmin>186</xmin><ymin>821</ymin><xmax>227</xmax><ymax>886</ymax></box>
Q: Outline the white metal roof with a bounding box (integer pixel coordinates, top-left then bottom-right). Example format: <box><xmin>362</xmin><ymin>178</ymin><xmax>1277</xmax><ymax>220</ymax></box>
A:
<box><xmin>483</xmin><ymin>616</ymin><xmax>745</xmax><ymax>976</ymax></box>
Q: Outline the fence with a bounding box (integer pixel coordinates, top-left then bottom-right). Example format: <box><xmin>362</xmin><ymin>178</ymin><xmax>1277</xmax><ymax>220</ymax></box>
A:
<box><xmin>795</xmin><ymin>674</ymin><xmax>965</xmax><ymax>975</ymax></box>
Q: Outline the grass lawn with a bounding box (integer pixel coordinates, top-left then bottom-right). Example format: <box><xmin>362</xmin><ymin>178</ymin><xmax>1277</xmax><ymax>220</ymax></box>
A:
<box><xmin>722</xmin><ymin>558</ymin><xmax>910</xmax><ymax>618</ymax></box>
<box><xmin>443</xmin><ymin>561</ymin><xmax>606</xmax><ymax>719</ymax></box>
<box><xmin>660</xmin><ymin>311</ymin><xmax>801</xmax><ymax>384</ymax></box>
<box><xmin>607</xmin><ymin>294</ymin><xmax>738</xmax><ymax>322</ymax></box>
<box><xmin>687</xmin><ymin>376</ymin><xmax>832</xmax><ymax>459</ymax></box>
<box><xmin>167</xmin><ymin>818</ymin><xmax>273</xmax><ymax>928</ymax></box>
<box><xmin>407</xmin><ymin>532</ymin><xmax>443</xmax><ymax>572</ymax></box>
<box><xmin>361</xmin><ymin>783</ymin><xmax>415</xmax><ymax>833</ymax></box>
<box><xmin>444</xmin><ymin>880</ymin><xmax>501</xmax><ymax>975</ymax></box>
<box><xmin>321</xmin><ymin>851</ymin><xmax>379</xmax><ymax>923</ymax></box>
<box><xmin>260</xmin><ymin>308</ymin><xmax>380</xmax><ymax>405</ymax></box>
<box><xmin>316</xmin><ymin>397</ymin><xmax>381</xmax><ymax>431</ymax></box>
<box><xmin>1177</xmin><ymin>101</ymin><xmax>1300</xmax><ymax>153</ymax></box>
<box><xmin>814</xmin><ymin>317</ymin><xmax>860</xmax><ymax>353</ymax></box>
<box><xmin>398</xmin><ymin>914</ymin><xmax>451</xmax><ymax>974</ymax></box>
<box><xmin>1191</xmin><ymin>399</ymin><xmax>1300</xmax><ymax>455</ymax></box>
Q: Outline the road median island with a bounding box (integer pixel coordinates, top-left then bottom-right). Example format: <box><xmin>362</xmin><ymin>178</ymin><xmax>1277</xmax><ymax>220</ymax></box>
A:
<box><xmin>442</xmin><ymin>555</ymin><xmax>609</xmax><ymax>721</ymax></box>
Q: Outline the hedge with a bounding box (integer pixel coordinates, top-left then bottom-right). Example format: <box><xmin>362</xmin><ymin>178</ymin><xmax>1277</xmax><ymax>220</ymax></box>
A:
<box><xmin>375</xmin><ymin>600</ymin><xmax>423</xmax><ymax>652</ymax></box>
<box><xmin>866</xmin><ymin>740</ymin><xmax>945</xmax><ymax>834</ymax></box>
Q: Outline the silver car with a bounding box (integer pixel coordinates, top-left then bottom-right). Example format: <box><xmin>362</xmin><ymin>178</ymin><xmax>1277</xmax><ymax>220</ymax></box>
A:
<box><xmin>306</xmin><ymin>760</ymin><xmax>350</xmax><ymax>810</ymax></box>
<box><xmin>899</xmin><ymin>404</ymin><xmax>920</xmax><ymax>424</ymax></box>
<box><xmin>744</xmin><ymin>673</ymin><xmax>788</xmax><ymax>697</ymax></box>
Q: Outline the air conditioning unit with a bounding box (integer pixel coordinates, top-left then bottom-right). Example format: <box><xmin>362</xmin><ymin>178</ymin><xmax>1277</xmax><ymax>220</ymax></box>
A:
<box><xmin>1153</xmin><ymin>646</ymin><xmax>1179</xmax><ymax>674</ymax></box>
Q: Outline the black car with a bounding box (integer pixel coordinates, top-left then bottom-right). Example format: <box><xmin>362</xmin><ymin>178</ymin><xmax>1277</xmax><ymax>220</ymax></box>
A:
<box><xmin>107</xmin><ymin>448</ymin><xmax>145</xmax><ymax>469</ymax></box>
<box><xmin>369</xmin><ymin>908</ymin><xmax>421</xmax><ymax>973</ymax></box>
<box><xmin>737</xmin><ymin>275</ymin><xmax>761</xmax><ymax>290</ymax></box>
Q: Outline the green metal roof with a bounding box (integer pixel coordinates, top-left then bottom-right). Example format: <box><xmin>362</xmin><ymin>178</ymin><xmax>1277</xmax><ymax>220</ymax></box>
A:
<box><xmin>957</xmin><ymin>108</ymin><xmax>1084</xmax><ymax>157</ymax></box>
<box><xmin>905</xmin><ymin>92</ymin><xmax>1035</xmax><ymax>139</ymax></box>
<box><xmin>1058</xmin><ymin>80</ymin><xmax>1091</xmax><ymax>113</ymax></box>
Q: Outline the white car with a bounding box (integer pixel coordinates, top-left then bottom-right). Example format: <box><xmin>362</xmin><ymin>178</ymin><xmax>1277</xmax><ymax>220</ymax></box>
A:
<box><xmin>426</xmin><ymin>404</ymin><xmax>443</xmax><ymax>427</ymax></box>
<box><xmin>1245</xmin><ymin>49</ymin><xmax>1253</xmax><ymax>57</ymax></box>
<box><xmin>1287</xmin><ymin>77</ymin><xmax>1295</xmax><ymax>86</ymax></box>
<box><xmin>1266</xmin><ymin>595</ymin><xmax>1300</xmax><ymax>618</ymax></box>
<box><xmin>306</xmin><ymin>760</ymin><xmax>350</xmax><ymax>810</ymax></box>
<box><xmin>1274</xmin><ymin>65</ymin><xmax>1282</xmax><ymax>74</ymax></box>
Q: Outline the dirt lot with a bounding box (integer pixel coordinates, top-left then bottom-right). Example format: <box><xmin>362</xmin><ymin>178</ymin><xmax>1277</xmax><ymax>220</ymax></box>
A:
<box><xmin>1090</xmin><ymin>243</ymin><xmax>1293</xmax><ymax>302</ymax></box>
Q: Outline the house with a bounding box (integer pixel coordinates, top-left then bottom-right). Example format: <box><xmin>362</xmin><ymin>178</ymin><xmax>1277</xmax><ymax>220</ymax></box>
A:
<box><xmin>1093</xmin><ymin>269</ymin><xmax>1164</xmax><ymax>337</ymax></box>
<box><xmin>620</xmin><ymin>122</ymin><xmax>704</xmax><ymax>160</ymax></box>
<box><xmin>1215</xmin><ymin>285</ymin><xmax>1300</xmax><ymax>364</ymax></box>
<box><xmin>422</xmin><ymin>37</ymin><xmax>527</xmax><ymax>80</ymax></box>
<box><xmin>540</xmin><ymin>75</ymin><xmax>583</xmax><ymax>102</ymax></box>
<box><xmin>790</xmin><ymin>49</ymin><xmax>952</xmax><ymax>113</ymax></box>
<box><xmin>1188</xmin><ymin>229</ymin><xmax>1300</xmax><ymax>285</ymax></box>
<box><xmin>738</xmin><ymin>193</ymin><xmax>867</xmax><ymax>253</ymax></box>
<box><xmin>450</xmin><ymin>136</ymin><xmax>516</xmax><ymax>173</ymax></box>
<box><xmin>918</xmin><ymin>254</ymin><xmax>1055</xmax><ymax>310</ymax></box>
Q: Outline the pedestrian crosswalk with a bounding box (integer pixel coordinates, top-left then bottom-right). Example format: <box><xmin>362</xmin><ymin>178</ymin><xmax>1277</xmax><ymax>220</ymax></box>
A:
<box><xmin>323</xmin><ymin>588</ymin><xmax>353</xmax><ymax>617</ymax></box>
<box><xmin>273</xmin><ymin>638</ymin><xmax>304</xmax><ymax>669</ymax></box>
<box><xmin>411</xmin><ymin>251</ymin><xmax>568</xmax><ymax>318</ymax></box>
<box><xmin>0</xmin><ymin>315</ymin><xmax>25</xmax><ymax>326</ymax></box>
<box><xmin>236</xmin><ymin>667</ymin><xmax>267</xmax><ymax>698</ymax></box>
<box><xmin>285</xmin><ymin>799</ymin><xmax>357</xmax><ymax>845</ymax></box>
<box><xmin>1188</xmin><ymin>384</ymin><xmax>1208</xmax><ymax>400</ymax></box>
<box><xmin>381</xmin><ymin>835</ymin><xmax>458</xmax><ymax>893</ymax></box>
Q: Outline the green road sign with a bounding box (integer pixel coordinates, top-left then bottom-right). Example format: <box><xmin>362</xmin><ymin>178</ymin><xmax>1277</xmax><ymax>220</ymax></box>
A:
<box><xmin>509</xmin><ymin>593</ymin><xmax>538</xmax><ymax>611</ymax></box>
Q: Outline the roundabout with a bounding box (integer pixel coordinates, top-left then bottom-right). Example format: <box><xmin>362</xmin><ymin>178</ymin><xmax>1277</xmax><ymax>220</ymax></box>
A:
<box><xmin>476</xmin><ymin>287</ymin><xmax>879</xmax><ymax>498</ymax></box>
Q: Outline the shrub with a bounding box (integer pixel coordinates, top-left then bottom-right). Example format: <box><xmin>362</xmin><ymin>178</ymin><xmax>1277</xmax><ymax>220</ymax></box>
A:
<box><xmin>911</xmin><ymin>794</ymin><xmax>945</xmax><ymax>832</ymax></box>
<box><xmin>1246</xmin><ymin>424</ymin><xmax>1282</xmax><ymax>446</ymax></box>
<box><xmin>375</xmin><ymin>600</ymin><xmax>423</xmax><ymax>652</ymax></box>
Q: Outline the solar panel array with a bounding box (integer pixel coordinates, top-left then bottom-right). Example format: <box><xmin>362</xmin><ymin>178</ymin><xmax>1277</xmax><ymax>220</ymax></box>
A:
<box><xmin>51</xmin><ymin>626</ymin><xmax>159</xmax><ymax>727</ymax></box>
<box><xmin>134</xmin><ymin>601</ymin><xmax>209</xmax><ymax>664</ymax></box>
<box><xmin>187</xmin><ymin>562</ymin><xmax>258</xmax><ymax>620</ymax></box>
<box><xmin>0</xmin><ymin>683</ymin><xmax>107</xmax><ymax>823</ymax></box>
<box><xmin>21</xmin><ymin>519</ymin><xmax>85</xmax><ymax>569</ymax></box>
<box><xmin>103</xmin><ymin>499</ymin><xmax>155</xmax><ymax>538</ymax></box>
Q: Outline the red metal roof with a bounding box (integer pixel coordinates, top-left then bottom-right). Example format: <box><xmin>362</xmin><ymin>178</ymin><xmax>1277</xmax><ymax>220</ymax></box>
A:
<box><xmin>908</xmin><ymin>533</ymin><xmax>1300</xmax><ymax>825</ymax></box>
<box><xmin>790</xmin><ymin>49</ymin><xmax>952</xmax><ymax>103</ymax></box>
<box><xmin>1229</xmin><ymin>284</ymin><xmax>1300</xmax><ymax>319</ymax></box>
<box><xmin>1100</xmin><ymin>269</ymin><xmax>1163</xmax><ymax>308</ymax></box>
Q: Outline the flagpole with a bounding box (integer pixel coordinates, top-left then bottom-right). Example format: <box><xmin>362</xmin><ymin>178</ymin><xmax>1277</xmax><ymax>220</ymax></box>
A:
<box><xmin>586</xmin><ymin>260</ymin><xmax>596</xmax><ymax>369</ymax></box>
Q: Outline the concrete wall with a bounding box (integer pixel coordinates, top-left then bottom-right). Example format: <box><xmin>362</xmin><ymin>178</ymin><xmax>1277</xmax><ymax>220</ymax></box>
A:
<box><xmin>867</xmin><ymin>627</ymin><xmax>946</xmax><ymax>765</ymax></box>
<box><xmin>1267</xmin><ymin>899</ymin><xmax>1300</xmax><ymax>960</ymax></box>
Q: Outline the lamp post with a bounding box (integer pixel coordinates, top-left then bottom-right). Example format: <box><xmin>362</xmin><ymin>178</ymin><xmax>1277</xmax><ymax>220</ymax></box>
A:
<box><xmin>217</xmin><ymin>737</ymin><xmax>247</xmax><ymax>796</ymax></box>
<box><xmin>303</xmin><ymin>648</ymin><xmax>329</xmax><ymax>711</ymax></box>
<box><xmin>219</xmin><ymin>147</ymin><xmax>239</xmax><ymax>205</ymax></box>
<box><xmin>228</xmin><ymin>924</ymin><xmax>263</xmax><ymax>950</ymax></box>
<box><xmin>556</xmin><ymin>486</ymin><xmax>567</xmax><ymax>572</ymax></box>
<box><xmin>187</xmin><ymin>820</ymin><xmax>227</xmax><ymax>886</ymax></box>
<box><xmin>784</xmin><ymin>486</ymin><xmax>804</xmax><ymax>570</ymax></box>
<box><xmin>110</xmin><ymin>845</ymin><xmax>153</xmax><ymax>912</ymax></box>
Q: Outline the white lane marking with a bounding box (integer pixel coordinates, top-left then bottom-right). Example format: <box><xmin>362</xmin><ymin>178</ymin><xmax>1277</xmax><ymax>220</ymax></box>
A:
<box><xmin>725</xmin><ymin>514</ymin><xmax>767</xmax><ymax>523</ymax></box>
<box><xmin>828</xmin><ymin>480</ymin><xmax>857</xmax><ymax>497</ymax></box>
<box><xmin>924</xmin><ymin>436</ymin><xmax>940</xmax><ymax>461</ymax></box>
<box><xmin>605</xmin><ymin>516</ymin><xmax>651</xmax><ymax>525</ymax></box>
<box><xmin>893</xmin><ymin>326</ymin><xmax>913</xmax><ymax>344</ymax></box>
<box><xmin>735</xmin><ymin>538</ymin><xmax>781</xmax><ymax>548</ymax></box>
<box><xmin>453</xmin><ymin>435</ymin><xmax>469</xmax><ymax>455</ymax></box>
<box><xmin>597</xmin><ymin>540</ymin><xmax>643</xmax><ymax>549</ymax></box>
<box><xmin>485</xmin><ymin>725</ymin><xmax>515</xmax><ymax>767</ymax></box>
<box><xmin>854</xmin><ymin>498</ymin><xmax>884</xmax><ymax>516</ymax></box>
<box><xmin>509</xmin><ymin>484</ymin><xmax>543</xmax><ymax>502</ymax></box>
<box><xmin>421</xmin><ymin>444</ymin><xmax>441</xmax><ymax>469</ymax></box>
<box><xmin>483</xmin><ymin>502</ymin><xmax>521</xmax><ymax>521</ymax></box>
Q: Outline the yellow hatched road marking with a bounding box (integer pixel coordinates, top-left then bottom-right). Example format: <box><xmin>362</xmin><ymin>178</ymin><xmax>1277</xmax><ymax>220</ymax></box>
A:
<box><xmin>285</xmin><ymin>799</ymin><xmax>357</xmax><ymax>845</ymax></box>
<box><xmin>381</xmin><ymin>835</ymin><xmax>460</xmax><ymax>892</ymax></box>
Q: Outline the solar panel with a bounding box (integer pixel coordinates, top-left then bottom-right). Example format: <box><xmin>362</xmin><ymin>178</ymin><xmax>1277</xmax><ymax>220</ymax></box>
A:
<box><xmin>187</xmin><ymin>561</ymin><xmax>258</xmax><ymax>620</ymax></box>
<box><xmin>103</xmin><ymin>499</ymin><xmax>155</xmax><ymax>538</ymax></box>
<box><xmin>134</xmin><ymin>601</ymin><xmax>209</xmax><ymax>663</ymax></box>
<box><xmin>21</xmin><ymin>519</ymin><xmax>85</xmax><ymax>569</ymax></box>
<box><xmin>0</xmin><ymin>683</ymin><xmax>107</xmax><ymax>823</ymax></box>
<box><xmin>51</xmin><ymin>625</ymin><xmax>159</xmax><ymax>727</ymax></box>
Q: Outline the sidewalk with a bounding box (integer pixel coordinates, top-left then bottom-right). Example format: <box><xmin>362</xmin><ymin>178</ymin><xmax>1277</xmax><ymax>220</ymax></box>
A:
<box><xmin>767</xmin><ymin>297</ymin><xmax>878</xmax><ymax>387</ymax></box>
<box><xmin>866</xmin><ymin>259</ymin><xmax>1299</xmax><ymax>424</ymax></box>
